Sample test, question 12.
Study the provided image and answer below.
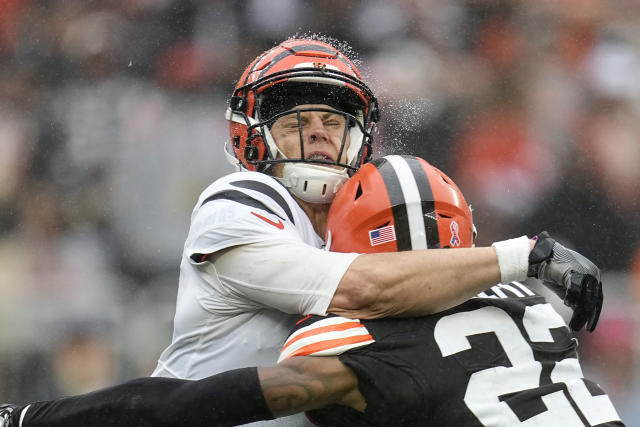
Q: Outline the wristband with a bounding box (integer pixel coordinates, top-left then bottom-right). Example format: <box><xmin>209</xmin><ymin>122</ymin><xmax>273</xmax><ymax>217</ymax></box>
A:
<box><xmin>491</xmin><ymin>236</ymin><xmax>530</xmax><ymax>283</ymax></box>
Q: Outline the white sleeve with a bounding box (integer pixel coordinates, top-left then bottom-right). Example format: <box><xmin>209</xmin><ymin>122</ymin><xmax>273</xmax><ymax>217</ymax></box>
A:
<box><xmin>185</xmin><ymin>199</ymin><xmax>292</xmax><ymax>260</ymax></box>
<box><xmin>202</xmin><ymin>240</ymin><xmax>360</xmax><ymax>316</ymax></box>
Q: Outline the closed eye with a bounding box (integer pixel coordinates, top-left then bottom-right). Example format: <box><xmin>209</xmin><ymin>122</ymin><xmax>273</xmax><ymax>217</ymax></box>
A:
<box><xmin>324</xmin><ymin>119</ymin><xmax>342</xmax><ymax>127</ymax></box>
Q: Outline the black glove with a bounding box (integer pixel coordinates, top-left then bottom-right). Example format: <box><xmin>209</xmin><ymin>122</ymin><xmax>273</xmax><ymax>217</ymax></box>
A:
<box><xmin>527</xmin><ymin>231</ymin><xmax>603</xmax><ymax>333</ymax></box>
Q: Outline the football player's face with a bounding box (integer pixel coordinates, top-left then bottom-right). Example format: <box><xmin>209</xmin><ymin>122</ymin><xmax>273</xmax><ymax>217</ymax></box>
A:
<box><xmin>270</xmin><ymin>104</ymin><xmax>351</xmax><ymax>174</ymax></box>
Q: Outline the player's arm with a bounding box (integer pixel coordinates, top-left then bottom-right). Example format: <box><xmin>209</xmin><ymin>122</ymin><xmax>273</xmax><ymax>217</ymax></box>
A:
<box><xmin>331</xmin><ymin>234</ymin><xmax>541</xmax><ymax>318</ymax></box>
<box><xmin>193</xmin><ymin>188</ymin><xmax>536</xmax><ymax>320</ymax></box>
<box><xmin>4</xmin><ymin>359</ymin><xmax>361</xmax><ymax>427</ymax></box>
<box><xmin>209</xmin><ymin>237</ymin><xmax>529</xmax><ymax>318</ymax></box>
<box><xmin>6</xmin><ymin>368</ymin><xmax>273</xmax><ymax>427</ymax></box>
<box><xmin>333</xmin><ymin>233</ymin><xmax>602</xmax><ymax>332</ymax></box>
<box><xmin>330</xmin><ymin>245</ymin><xmax>508</xmax><ymax>318</ymax></box>
<box><xmin>259</xmin><ymin>356</ymin><xmax>364</xmax><ymax>416</ymax></box>
<box><xmin>211</xmin><ymin>234</ymin><xmax>600</xmax><ymax>331</ymax></box>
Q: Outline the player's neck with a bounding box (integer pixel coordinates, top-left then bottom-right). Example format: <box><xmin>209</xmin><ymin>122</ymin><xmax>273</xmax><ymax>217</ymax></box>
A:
<box><xmin>295</xmin><ymin>197</ymin><xmax>330</xmax><ymax>238</ymax></box>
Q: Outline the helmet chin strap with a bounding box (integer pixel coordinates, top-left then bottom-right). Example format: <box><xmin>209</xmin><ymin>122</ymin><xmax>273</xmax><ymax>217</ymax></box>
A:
<box><xmin>276</xmin><ymin>163</ymin><xmax>349</xmax><ymax>204</ymax></box>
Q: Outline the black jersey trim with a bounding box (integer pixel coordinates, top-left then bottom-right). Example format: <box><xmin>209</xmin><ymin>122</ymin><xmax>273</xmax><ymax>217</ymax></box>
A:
<box><xmin>230</xmin><ymin>180</ymin><xmax>295</xmax><ymax>223</ymax></box>
<box><xmin>201</xmin><ymin>190</ymin><xmax>286</xmax><ymax>222</ymax></box>
<box><xmin>402</xmin><ymin>156</ymin><xmax>440</xmax><ymax>249</ymax></box>
<box><xmin>370</xmin><ymin>157</ymin><xmax>412</xmax><ymax>251</ymax></box>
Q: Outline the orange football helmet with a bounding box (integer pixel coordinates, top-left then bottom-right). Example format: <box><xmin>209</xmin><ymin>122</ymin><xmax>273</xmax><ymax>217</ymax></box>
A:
<box><xmin>326</xmin><ymin>155</ymin><xmax>475</xmax><ymax>253</ymax></box>
<box><xmin>226</xmin><ymin>38</ymin><xmax>379</xmax><ymax>174</ymax></box>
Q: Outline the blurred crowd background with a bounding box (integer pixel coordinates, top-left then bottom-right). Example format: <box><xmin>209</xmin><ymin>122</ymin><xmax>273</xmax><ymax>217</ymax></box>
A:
<box><xmin>0</xmin><ymin>0</ymin><xmax>639</xmax><ymax>423</ymax></box>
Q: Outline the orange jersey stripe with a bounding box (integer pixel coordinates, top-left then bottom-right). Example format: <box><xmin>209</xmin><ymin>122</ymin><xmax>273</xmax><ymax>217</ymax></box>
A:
<box><xmin>282</xmin><ymin>321</ymin><xmax>365</xmax><ymax>352</ymax></box>
<box><xmin>284</xmin><ymin>334</ymin><xmax>374</xmax><ymax>359</ymax></box>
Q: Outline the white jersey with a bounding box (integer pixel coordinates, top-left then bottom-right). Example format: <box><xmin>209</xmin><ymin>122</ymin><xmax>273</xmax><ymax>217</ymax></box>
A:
<box><xmin>152</xmin><ymin>172</ymin><xmax>358</xmax><ymax>426</ymax></box>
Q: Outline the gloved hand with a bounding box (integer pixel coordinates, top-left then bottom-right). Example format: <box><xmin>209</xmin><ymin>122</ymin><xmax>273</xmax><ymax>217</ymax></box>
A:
<box><xmin>527</xmin><ymin>231</ymin><xmax>603</xmax><ymax>333</ymax></box>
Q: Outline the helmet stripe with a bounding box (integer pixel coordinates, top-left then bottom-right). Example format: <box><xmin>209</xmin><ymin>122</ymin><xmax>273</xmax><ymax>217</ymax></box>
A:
<box><xmin>285</xmin><ymin>42</ymin><xmax>354</xmax><ymax>69</ymax></box>
<box><xmin>287</xmin><ymin>42</ymin><xmax>338</xmax><ymax>55</ymax></box>
<box><xmin>242</xmin><ymin>47</ymin><xmax>276</xmax><ymax>87</ymax></box>
<box><xmin>257</xmin><ymin>45</ymin><xmax>354</xmax><ymax>80</ymax></box>
<box><xmin>370</xmin><ymin>157</ymin><xmax>412</xmax><ymax>251</ymax></box>
<box><xmin>402</xmin><ymin>156</ymin><xmax>441</xmax><ymax>249</ymax></box>
<box><xmin>257</xmin><ymin>50</ymin><xmax>295</xmax><ymax>79</ymax></box>
<box><xmin>385</xmin><ymin>155</ymin><xmax>429</xmax><ymax>250</ymax></box>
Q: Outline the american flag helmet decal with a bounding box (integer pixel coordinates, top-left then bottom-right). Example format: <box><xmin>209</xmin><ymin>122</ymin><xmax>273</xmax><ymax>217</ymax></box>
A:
<box><xmin>369</xmin><ymin>224</ymin><xmax>397</xmax><ymax>246</ymax></box>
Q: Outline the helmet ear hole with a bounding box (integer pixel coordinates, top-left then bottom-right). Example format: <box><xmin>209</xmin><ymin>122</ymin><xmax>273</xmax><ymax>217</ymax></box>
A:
<box><xmin>375</xmin><ymin>221</ymin><xmax>390</xmax><ymax>230</ymax></box>
<box><xmin>230</xmin><ymin>96</ymin><xmax>247</xmax><ymax>112</ymax></box>
<box><xmin>440</xmin><ymin>173</ymin><xmax>453</xmax><ymax>185</ymax></box>
<box><xmin>245</xmin><ymin>146</ymin><xmax>259</xmax><ymax>161</ymax></box>
<box><xmin>355</xmin><ymin>183</ymin><xmax>363</xmax><ymax>200</ymax></box>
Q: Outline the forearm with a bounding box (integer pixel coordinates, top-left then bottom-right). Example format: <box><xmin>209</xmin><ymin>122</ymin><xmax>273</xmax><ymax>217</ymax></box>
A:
<box><xmin>15</xmin><ymin>368</ymin><xmax>273</xmax><ymax>427</ymax></box>
<box><xmin>330</xmin><ymin>247</ymin><xmax>502</xmax><ymax>318</ymax></box>
<box><xmin>13</xmin><ymin>359</ymin><xmax>360</xmax><ymax>427</ymax></box>
<box><xmin>259</xmin><ymin>356</ymin><xmax>364</xmax><ymax>417</ymax></box>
